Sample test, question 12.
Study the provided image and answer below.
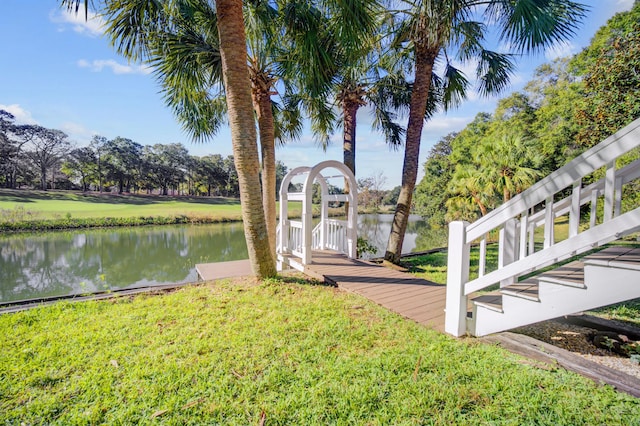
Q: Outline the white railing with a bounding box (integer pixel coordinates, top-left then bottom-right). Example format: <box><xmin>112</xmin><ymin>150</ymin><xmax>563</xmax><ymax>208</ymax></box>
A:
<box><xmin>287</xmin><ymin>220</ymin><xmax>304</xmax><ymax>258</ymax></box>
<box><xmin>312</xmin><ymin>219</ymin><xmax>350</xmax><ymax>255</ymax></box>
<box><xmin>278</xmin><ymin>217</ymin><xmax>351</xmax><ymax>265</ymax></box>
<box><xmin>445</xmin><ymin>118</ymin><xmax>640</xmax><ymax>336</ymax></box>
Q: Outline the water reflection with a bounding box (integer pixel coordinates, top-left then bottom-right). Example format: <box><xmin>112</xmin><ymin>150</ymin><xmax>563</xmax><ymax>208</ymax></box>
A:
<box><xmin>357</xmin><ymin>214</ymin><xmax>443</xmax><ymax>258</ymax></box>
<box><xmin>1</xmin><ymin>215</ymin><xmax>442</xmax><ymax>303</ymax></box>
<box><xmin>0</xmin><ymin>223</ymin><xmax>248</xmax><ymax>303</ymax></box>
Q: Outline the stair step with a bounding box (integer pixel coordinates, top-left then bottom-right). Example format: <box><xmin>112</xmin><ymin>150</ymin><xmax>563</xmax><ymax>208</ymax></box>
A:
<box><xmin>536</xmin><ymin>261</ymin><xmax>586</xmax><ymax>288</ymax></box>
<box><xmin>471</xmin><ymin>294</ymin><xmax>503</xmax><ymax>313</ymax></box>
<box><xmin>584</xmin><ymin>247</ymin><xmax>640</xmax><ymax>271</ymax></box>
<box><xmin>500</xmin><ymin>281</ymin><xmax>540</xmax><ymax>302</ymax></box>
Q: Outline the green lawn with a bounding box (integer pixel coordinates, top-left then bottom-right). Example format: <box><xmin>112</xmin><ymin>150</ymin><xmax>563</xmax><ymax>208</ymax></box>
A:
<box><xmin>0</xmin><ymin>189</ymin><xmax>244</xmax><ymax>221</ymax></box>
<box><xmin>0</xmin><ymin>190</ymin><xmax>314</xmax><ymax>229</ymax></box>
<box><xmin>1</xmin><ymin>277</ymin><xmax>639</xmax><ymax>424</ymax></box>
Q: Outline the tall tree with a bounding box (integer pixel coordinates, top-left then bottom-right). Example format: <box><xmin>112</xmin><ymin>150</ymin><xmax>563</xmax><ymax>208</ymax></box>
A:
<box><xmin>90</xmin><ymin>135</ymin><xmax>107</xmax><ymax>193</ymax></box>
<box><xmin>474</xmin><ymin>133</ymin><xmax>543</xmax><ymax>203</ymax></box>
<box><xmin>102</xmin><ymin>137</ymin><xmax>142</xmax><ymax>194</ymax></box>
<box><xmin>575</xmin><ymin>19</ymin><xmax>640</xmax><ymax>147</ymax></box>
<box><xmin>62</xmin><ymin>146</ymin><xmax>97</xmax><ymax>191</ymax></box>
<box><xmin>383</xmin><ymin>0</ymin><xmax>587</xmax><ymax>263</ymax></box>
<box><xmin>63</xmin><ymin>0</ymin><xmax>276</xmax><ymax>277</ymax></box>
<box><xmin>0</xmin><ymin>110</ymin><xmax>29</xmax><ymax>189</ymax></box>
<box><xmin>215</xmin><ymin>0</ymin><xmax>275</xmax><ymax>277</ymax></box>
<box><xmin>23</xmin><ymin>126</ymin><xmax>71</xmax><ymax>191</ymax></box>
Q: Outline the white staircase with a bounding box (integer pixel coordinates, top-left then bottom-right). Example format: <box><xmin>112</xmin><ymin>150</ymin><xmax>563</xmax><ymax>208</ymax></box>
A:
<box><xmin>471</xmin><ymin>247</ymin><xmax>640</xmax><ymax>336</ymax></box>
<box><xmin>445</xmin><ymin>118</ymin><xmax>640</xmax><ymax>337</ymax></box>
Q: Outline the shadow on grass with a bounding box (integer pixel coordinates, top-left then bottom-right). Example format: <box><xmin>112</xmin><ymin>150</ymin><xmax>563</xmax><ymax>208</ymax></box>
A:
<box><xmin>269</xmin><ymin>274</ymin><xmax>335</xmax><ymax>288</ymax></box>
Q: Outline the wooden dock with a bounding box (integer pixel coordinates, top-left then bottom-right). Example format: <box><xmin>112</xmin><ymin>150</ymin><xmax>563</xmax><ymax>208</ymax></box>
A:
<box><xmin>196</xmin><ymin>251</ymin><xmax>446</xmax><ymax>332</ymax></box>
<box><xmin>298</xmin><ymin>250</ymin><xmax>446</xmax><ymax>332</ymax></box>
<box><xmin>196</xmin><ymin>259</ymin><xmax>252</xmax><ymax>280</ymax></box>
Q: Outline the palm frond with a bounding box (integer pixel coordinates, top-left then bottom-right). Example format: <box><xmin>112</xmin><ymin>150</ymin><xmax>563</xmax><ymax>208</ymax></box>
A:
<box><xmin>442</xmin><ymin>62</ymin><xmax>469</xmax><ymax>110</ymax></box>
<box><xmin>484</xmin><ymin>0</ymin><xmax>588</xmax><ymax>53</ymax></box>
<box><xmin>476</xmin><ymin>50</ymin><xmax>516</xmax><ymax>96</ymax></box>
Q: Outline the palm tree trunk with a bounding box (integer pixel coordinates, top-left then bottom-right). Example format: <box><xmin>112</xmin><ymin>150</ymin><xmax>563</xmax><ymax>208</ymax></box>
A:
<box><xmin>384</xmin><ymin>45</ymin><xmax>437</xmax><ymax>264</ymax></box>
<box><xmin>343</xmin><ymin>101</ymin><xmax>358</xmax><ymax>176</ymax></box>
<box><xmin>343</xmin><ymin>100</ymin><xmax>359</xmax><ymax>216</ymax></box>
<box><xmin>252</xmin><ymin>87</ymin><xmax>277</xmax><ymax>259</ymax></box>
<box><xmin>216</xmin><ymin>0</ymin><xmax>276</xmax><ymax>278</ymax></box>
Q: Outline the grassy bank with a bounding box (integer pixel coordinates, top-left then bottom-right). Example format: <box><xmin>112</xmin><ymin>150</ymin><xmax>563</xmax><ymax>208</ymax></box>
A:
<box><xmin>0</xmin><ymin>189</ymin><xmax>244</xmax><ymax>218</ymax></box>
<box><xmin>1</xmin><ymin>277</ymin><xmax>639</xmax><ymax>424</ymax></box>
<box><xmin>0</xmin><ymin>189</ymin><xmax>317</xmax><ymax>231</ymax></box>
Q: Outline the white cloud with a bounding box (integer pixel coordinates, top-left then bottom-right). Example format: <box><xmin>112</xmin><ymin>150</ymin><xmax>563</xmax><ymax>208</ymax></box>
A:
<box><xmin>0</xmin><ymin>104</ymin><xmax>38</xmax><ymax>125</ymax></box>
<box><xmin>77</xmin><ymin>59</ymin><xmax>152</xmax><ymax>75</ymax></box>
<box><xmin>545</xmin><ymin>41</ymin><xmax>577</xmax><ymax>61</ymax></box>
<box><xmin>60</xmin><ymin>122</ymin><xmax>98</xmax><ymax>143</ymax></box>
<box><xmin>49</xmin><ymin>4</ymin><xmax>105</xmax><ymax>37</ymax></box>
<box><xmin>615</xmin><ymin>0</ymin><xmax>634</xmax><ymax>13</ymax></box>
<box><xmin>61</xmin><ymin>121</ymin><xmax>87</xmax><ymax>134</ymax></box>
<box><xmin>423</xmin><ymin>115</ymin><xmax>473</xmax><ymax>132</ymax></box>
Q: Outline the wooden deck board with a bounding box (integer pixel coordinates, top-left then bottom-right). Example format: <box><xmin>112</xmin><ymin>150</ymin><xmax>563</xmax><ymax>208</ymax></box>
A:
<box><xmin>304</xmin><ymin>250</ymin><xmax>446</xmax><ymax>332</ymax></box>
<box><xmin>196</xmin><ymin>250</ymin><xmax>447</xmax><ymax>332</ymax></box>
<box><xmin>195</xmin><ymin>259</ymin><xmax>252</xmax><ymax>280</ymax></box>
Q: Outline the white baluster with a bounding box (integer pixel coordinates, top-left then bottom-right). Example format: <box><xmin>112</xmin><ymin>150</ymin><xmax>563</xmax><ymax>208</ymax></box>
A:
<box><xmin>479</xmin><ymin>236</ymin><xmax>486</xmax><ymax>277</ymax></box>
<box><xmin>544</xmin><ymin>196</ymin><xmax>554</xmax><ymax>249</ymax></box>
<box><xmin>569</xmin><ymin>180</ymin><xmax>581</xmax><ymax>238</ymax></box>
<box><xmin>604</xmin><ymin>161</ymin><xmax>615</xmax><ymax>222</ymax></box>
<box><xmin>590</xmin><ymin>189</ymin><xmax>599</xmax><ymax>228</ymax></box>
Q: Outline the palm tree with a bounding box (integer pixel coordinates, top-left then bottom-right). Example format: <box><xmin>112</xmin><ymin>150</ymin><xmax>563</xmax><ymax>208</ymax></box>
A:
<box><xmin>62</xmin><ymin>0</ymin><xmax>277</xmax><ymax>277</ymax></box>
<box><xmin>383</xmin><ymin>0</ymin><xmax>588</xmax><ymax>263</ymax></box>
<box><xmin>446</xmin><ymin>165</ymin><xmax>494</xmax><ymax>220</ymax></box>
<box><xmin>216</xmin><ymin>0</ymin><xmax>276</xmax><ymax>277</ymax></box>
<box><xmin>103</xmin><ymin>0</ymin><xmax>369</xmax><ymax>259</ymax></box>
<box><xmin>476</xmin><ymin>133</ymin><xmax>543</xmax><ymax>203</ymax></box>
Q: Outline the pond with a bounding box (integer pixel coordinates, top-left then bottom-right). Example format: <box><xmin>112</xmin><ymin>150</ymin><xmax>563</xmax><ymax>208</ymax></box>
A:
<box><xmin>0</xmin><ymin>214</ymin><xmax>444</xmax><ymax>304</ymax></box>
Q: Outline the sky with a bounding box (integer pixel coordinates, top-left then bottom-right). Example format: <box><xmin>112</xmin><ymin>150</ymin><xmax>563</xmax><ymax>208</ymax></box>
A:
<box><xmin>0</xmin><ymin>0</ymin><xmax>635</xmax><ymax>190</ymax></box>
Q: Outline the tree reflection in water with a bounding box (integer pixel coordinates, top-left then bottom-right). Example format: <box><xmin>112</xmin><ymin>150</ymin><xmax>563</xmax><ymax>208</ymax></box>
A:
<box><xmin>1</xmin><ymin>216</ymin><xmax>436</xmax><ymax>303</ymax></box>
<box><xmin>0</xmin><ymin>223</ymin><xmax>248</xmax><ymax>303</ymax></box>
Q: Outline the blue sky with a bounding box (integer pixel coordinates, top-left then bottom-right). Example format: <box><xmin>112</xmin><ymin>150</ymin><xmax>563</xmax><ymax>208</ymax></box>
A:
<box><xmin>0</xmin><ymin>0</ymin><xmax>634</xmax><ymax>189</ymax></box>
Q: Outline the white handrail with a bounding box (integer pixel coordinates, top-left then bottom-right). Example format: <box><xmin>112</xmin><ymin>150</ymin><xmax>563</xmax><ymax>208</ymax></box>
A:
<box><xmin>445</xmin><ymin>117</ymin><xmax>640</xmax><ymax>337</ymax></box>
<box><xmin>465</xmin><ymin>119</ymin><xmax>640</xmax><ymax>242</ymax></box>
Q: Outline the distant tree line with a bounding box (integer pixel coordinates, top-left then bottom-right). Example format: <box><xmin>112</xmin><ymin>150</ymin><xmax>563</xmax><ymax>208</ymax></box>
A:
<box><xmin>0</xmin><ymin>113</ymin><xmax>289</xmax><ymax>198</ymax></box>
<box><xmin>414</xmin><ymin>3</ymin><xmax>640</xmax><ymax>228</ymax></box>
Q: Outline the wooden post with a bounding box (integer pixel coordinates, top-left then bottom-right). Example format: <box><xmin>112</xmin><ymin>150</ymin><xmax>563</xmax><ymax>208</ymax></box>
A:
<box><xmin>519</xmin><ymin>212</ymin><xmax>528</xmax><ymax>260</ymax></box>
<box><xmin>478</xmin><ymin>236</ymin><xmax>487</xmax><ymax>277</ymax></box>
<box><xmin>302</xmin><ymin>185</ymin><xmax>313</xmax><ymax>264</ymax></box>
<box><xmin>445</xmin><ymin>221</ymin><xmax>470</xmax><ymax>337</ymax></box>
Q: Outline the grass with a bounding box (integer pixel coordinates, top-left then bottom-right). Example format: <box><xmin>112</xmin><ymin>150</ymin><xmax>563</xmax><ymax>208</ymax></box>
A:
<box><xmin>1</xmin><ymin>277</ymin><xmax>639</xmax><ymax>424</ymax></box>
<box><xmin>591</xmin><ymin>300</ymin><xmax>640</xmax><ymax>327</ymax></box>
<box><xmin>402</xmin><ymin>246</ymin><xmax>499</xmax><ymax>285</ymax></box>
<box><xmin>0</xmin><ymin>189</ymin><xmax>320</xmax><ymax>231</ymax></box>
<box><xmin>0</xmin><ymin>189</ymin><xmax>244</xmax><ymax>221</ymax></box>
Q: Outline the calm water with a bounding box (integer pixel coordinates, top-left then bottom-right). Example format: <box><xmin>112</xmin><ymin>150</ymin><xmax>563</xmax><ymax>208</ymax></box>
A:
<box><xmin>0</xmin><ymin>215</ymin><xmax>441</xmax><ymax>303</ymax></box>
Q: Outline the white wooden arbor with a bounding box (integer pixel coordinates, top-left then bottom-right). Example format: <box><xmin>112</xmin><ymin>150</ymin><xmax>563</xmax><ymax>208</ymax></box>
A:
<box><xmin>277</xmin><ymin>160</ymin><xmax>357</xmax><ymax>270</ymax></box>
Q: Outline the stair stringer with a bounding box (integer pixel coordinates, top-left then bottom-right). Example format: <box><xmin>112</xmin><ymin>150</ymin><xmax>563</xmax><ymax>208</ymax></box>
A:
<box><xmin>471</xmin><ymin>264</ymin><xmax>640</xmax><ymax>337</ymax></box>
